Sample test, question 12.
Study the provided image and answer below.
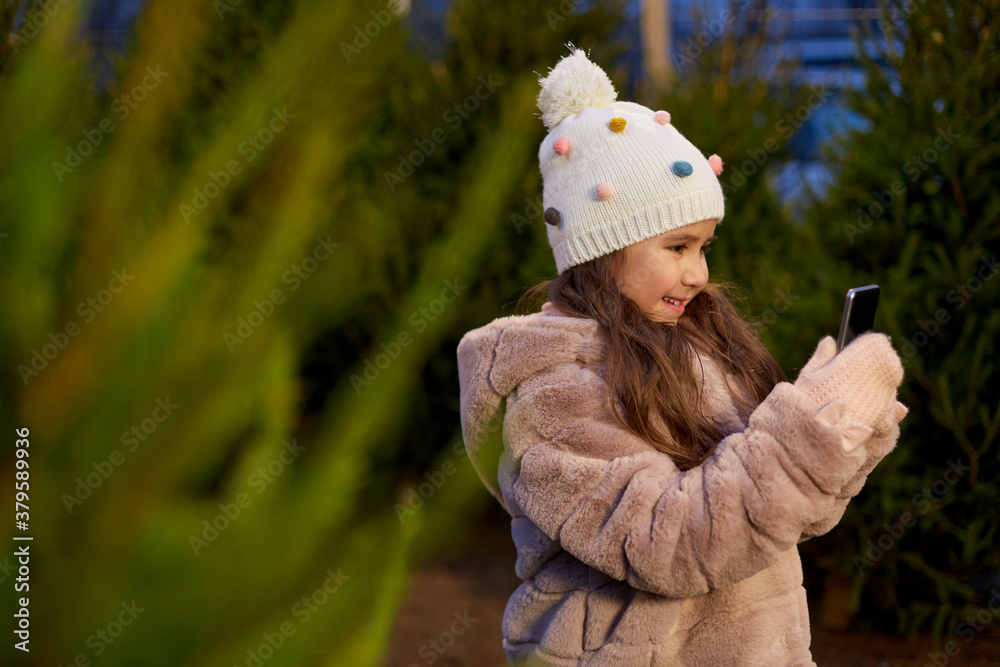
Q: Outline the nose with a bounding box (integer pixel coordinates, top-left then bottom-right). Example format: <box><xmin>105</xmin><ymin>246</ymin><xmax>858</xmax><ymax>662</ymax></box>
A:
<box><xmin>680</xmin><ymin>253</ymin><xmax>708</xmax><ymax>288</ymax></box>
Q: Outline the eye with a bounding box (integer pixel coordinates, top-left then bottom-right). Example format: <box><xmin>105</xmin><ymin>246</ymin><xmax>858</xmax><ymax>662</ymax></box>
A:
<box><xmin>667</xmin><ymin>244</ymin><xmax>685</xmax><ymax>253</ymax></box>
<box><xmin>702</xmin><ymin>244</ymin><xmax>714</xmax><ymax>254</ymax></box>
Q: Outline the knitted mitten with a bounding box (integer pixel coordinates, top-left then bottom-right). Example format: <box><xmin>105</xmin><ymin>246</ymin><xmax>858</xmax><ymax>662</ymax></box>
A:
<box><xmin>873</xmin><ymin>396</ymin><xmax>909</xmax><ymax>438</ymax></box>
<box><xmin>793</xmin><ymin>332</ymin><xmax>904</xmax><ymax>430</ymax></box>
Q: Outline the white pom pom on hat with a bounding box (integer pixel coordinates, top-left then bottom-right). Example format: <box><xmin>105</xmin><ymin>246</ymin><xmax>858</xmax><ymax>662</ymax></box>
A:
<box><xmin>537</xmin><ymin>49</ymin><xmax>618</xmax><ymax>130</ymax></box>
<box><xmin>535</xmin><ymin>48</ymin><xmax>726</xmax><ymax>274</ymax></box>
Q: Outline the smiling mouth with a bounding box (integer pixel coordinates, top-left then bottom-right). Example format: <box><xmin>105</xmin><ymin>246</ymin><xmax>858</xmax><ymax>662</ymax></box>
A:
<box><xmin>661</xmin><ymin>298</ymin><xmax>685</xmax><ymax>317</ymax></box>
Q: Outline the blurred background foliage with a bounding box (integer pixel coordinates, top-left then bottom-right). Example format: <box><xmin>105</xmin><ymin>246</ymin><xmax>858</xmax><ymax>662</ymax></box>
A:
<box><xmin>802</xmin><ymin>0</ymin><xmax>1000</xmax><ymax>642</ymax></box>
<box><xmin>0</xmin><ymin>0</ymin><xmax>996</xmax><ymax>665</ymax></box>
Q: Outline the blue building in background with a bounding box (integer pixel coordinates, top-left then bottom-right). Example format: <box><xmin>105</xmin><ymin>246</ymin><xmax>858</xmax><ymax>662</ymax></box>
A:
<box><xmin>667</xmin><ymin>0</ymin><xmax>890</xmax><ymax>211</ymax></box>
<box><xmin>13</xmin><ymin>0</ymin><xmax>143</xmax><ymax>51</ymax></box>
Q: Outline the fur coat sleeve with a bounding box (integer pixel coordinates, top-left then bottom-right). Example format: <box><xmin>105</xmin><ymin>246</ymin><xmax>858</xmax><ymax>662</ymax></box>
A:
<box><xmin>458</xmin><ymin>311</ymin><xmax>898</xmax><ymax>598</ymax></box>
<box><xmin>797</xmin><ymin>408</ymin><xmax>903</xmax><ymax>543</ymax></box>
<box><xmin>504</xmin><ymin>369</ymin><xmax>880</xmax><ymax>599</ymax></box>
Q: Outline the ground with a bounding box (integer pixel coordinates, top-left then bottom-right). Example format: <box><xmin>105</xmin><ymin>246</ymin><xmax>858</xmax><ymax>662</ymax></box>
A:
<box><xmin>384</xmin><ymin>517</ymin><xmax>1000</xmax><ymax>667</ymax></box>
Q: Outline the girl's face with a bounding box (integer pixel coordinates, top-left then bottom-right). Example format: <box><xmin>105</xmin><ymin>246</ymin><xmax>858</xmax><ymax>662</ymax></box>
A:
<box><xmin>615</xmin><ymin>219</ymin><xmax>718</xmax><ymax>324</ymax></box>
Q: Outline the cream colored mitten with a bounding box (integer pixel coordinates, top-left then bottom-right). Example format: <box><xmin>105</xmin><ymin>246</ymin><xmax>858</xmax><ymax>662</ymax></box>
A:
<box><xmin>793</xmin><ymin>332</ymin><xmax>904</xmax><ymax>431</ymax></box>
<box><xmin>873</xmin><ymin>397</ymin><xmax>909</xmax><ymax>437</ymax></box>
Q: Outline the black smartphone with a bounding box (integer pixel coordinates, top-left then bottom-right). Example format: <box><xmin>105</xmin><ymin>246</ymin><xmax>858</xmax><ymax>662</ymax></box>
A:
<box><xmin>837</xmin><ymin>285</ymin><xmax>880</xmax><ymax>353</ymax></box>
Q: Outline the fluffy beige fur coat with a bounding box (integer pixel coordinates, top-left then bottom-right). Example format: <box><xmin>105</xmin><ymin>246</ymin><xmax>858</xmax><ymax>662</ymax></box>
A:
<box><xmin>457</xmin><ymin>310</ymin><xmax>902</xmax><ymax>666</ymax></box>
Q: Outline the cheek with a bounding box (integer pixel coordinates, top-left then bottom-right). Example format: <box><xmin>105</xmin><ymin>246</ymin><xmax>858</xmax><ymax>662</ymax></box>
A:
<box><xmin>623</xmin><ymin>257</ymin><xmax>654</xmax><ymax>291</ymax></box>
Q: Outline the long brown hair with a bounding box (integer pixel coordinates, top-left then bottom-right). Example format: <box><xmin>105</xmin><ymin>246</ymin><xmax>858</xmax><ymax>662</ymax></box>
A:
<box><xmin>516</xmin><ymin>250</ymin><xmax>787</xmax><ymax>470</ymax></box>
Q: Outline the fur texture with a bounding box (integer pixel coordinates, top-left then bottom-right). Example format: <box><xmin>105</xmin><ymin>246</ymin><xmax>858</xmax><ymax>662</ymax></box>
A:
<box><xmin>457</xmin><ymin>311</ymin><xmax>902</xmax><ymax>666</ymax></box>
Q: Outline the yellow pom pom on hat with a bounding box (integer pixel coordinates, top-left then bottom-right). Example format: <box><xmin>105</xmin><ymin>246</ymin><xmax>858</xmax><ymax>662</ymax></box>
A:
<box><xmin>536</xmin><ymin>48</ymin><xmax>725</xmax><ymax>274</ymax></box>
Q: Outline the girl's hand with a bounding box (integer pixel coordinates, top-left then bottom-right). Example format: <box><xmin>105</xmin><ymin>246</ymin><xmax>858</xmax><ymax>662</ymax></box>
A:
<box><xmin>793</xmin><ymin>332</ymin><xmax>905</xmax><ymax>430</ymax></box>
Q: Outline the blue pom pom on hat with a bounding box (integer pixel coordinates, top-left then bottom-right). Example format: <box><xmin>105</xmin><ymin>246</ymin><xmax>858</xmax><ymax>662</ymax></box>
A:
<box><xmin>536</xmin><ymin>48</ymin><xmax>726</xmax><ymax>274</ymax></box>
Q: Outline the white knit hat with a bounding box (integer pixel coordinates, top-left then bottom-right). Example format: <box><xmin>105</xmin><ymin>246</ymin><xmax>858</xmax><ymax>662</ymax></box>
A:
<box><xmin>537</xmin><ymin>49</ymin><xmax>726</xmax><ymax>274</ymax></box>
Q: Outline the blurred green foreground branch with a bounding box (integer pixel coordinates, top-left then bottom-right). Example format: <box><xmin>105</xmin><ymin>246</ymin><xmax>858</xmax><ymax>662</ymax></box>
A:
<box><xmin>0</xmin><ymin>0</ymin><xmax>542</xmax><ymax>664</ymax></box>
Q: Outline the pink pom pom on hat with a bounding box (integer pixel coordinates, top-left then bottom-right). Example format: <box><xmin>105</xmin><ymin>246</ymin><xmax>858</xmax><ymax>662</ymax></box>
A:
<box><xmin>709</xmin><ymin>154</ymin><xmax>723</xmax><ymax>175</ymax></box>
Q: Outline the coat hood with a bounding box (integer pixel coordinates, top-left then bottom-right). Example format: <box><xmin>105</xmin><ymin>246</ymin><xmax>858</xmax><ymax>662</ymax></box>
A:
<box><xmin>456</xmin><ymin>311</ymin><xmax>605</xmax><ymax>510</ymax></box>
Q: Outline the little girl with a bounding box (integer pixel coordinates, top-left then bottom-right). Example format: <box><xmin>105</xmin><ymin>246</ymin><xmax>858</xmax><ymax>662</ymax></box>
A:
<box><xmin>457</xmin><ymin>50</ymin><xmax>908</xmax><ymax>666</ymax></box>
